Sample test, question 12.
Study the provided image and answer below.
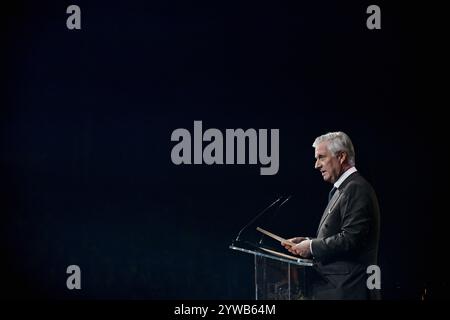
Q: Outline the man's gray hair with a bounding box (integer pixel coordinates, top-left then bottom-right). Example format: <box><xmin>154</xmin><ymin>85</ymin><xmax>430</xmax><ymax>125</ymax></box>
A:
<box><xmin>312</xmin><ymin>132</ymin><xmax>356</xmax><ymax>166</ymax></box>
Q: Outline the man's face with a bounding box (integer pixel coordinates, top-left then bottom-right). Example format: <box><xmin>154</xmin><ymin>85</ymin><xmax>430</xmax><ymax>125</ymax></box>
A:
<box><xmin>314</xmin><ymin>141</ymin><xmax>343</xmax><ymax>184</ymax></box>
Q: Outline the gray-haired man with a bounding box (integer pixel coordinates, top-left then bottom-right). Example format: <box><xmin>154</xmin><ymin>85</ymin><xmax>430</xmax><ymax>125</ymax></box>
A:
<box><xmin>282</xmin><ymin>132</ymin><xmax>380</xmax><ymax>299</ymax></box>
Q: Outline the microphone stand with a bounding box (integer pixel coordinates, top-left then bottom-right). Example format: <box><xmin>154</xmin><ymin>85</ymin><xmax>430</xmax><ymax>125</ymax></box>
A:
<box><xmin>258</xmin><ymin>195</ymin><xmax>292</xmax><ymax>245</ymax></box>
<box><xmin>232</xmin><ymin>195</ymin><xmax>286</xmax><ymax>246</ymax></box>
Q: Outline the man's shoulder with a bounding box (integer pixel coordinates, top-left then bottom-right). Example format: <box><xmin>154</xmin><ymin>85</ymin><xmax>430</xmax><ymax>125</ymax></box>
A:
<box><xmin>342</xmin><ymin>172</ymin><xmax>374</xmax><ymax>194</ymax></box>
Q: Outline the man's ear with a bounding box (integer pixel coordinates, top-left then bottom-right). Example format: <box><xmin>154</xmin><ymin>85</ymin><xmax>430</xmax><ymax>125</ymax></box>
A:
<box><xmin>339</xmin><ymin>152</ymin><xmax>347</xmax><ymax>165</ymax></box>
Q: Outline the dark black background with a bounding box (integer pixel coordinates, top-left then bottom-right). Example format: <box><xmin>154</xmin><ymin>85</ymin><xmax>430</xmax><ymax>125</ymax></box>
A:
<box><xmin>1</xmin><ymin>0</ymin><xmax>439</xmax><ymax>299</ymax></box>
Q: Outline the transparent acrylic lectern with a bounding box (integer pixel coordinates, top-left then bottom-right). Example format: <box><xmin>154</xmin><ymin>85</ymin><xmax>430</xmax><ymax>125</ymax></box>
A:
<box><xmin>230</xmin><ymin>243</ymin><xmax>314</xmax><ymax>300</ymax></box>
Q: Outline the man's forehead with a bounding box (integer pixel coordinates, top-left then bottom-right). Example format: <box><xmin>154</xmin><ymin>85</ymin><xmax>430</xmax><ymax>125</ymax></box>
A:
<box><xmin>315</xmin><ymin>142</ymin><xmax>329</xmax><ymax>155</ymax></box>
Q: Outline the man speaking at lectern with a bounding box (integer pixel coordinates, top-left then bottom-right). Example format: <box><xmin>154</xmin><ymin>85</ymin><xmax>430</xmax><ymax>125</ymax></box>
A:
<box><xmin>283</xmin><ymin>132</ymin><xmax>380</xmax><ymax>300</ymax></box>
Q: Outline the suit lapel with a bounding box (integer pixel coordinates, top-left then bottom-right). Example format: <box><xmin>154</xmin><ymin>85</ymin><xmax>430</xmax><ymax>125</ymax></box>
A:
<box><xmin>316</xmin><ymin>172</ymin><xmax>360</xmax><ymax>236</ymax></box>
<box><xmin>317</xmin><ymin>188</ymin><xmax>343</xmax><ymax>234</ymax></box>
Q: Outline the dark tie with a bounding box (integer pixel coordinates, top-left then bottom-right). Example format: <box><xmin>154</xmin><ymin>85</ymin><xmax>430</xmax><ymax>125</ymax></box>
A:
<box><xmin>328</xmin><ymin>187</ymin><xmax>337</xmax><ymax>202</ymax></box>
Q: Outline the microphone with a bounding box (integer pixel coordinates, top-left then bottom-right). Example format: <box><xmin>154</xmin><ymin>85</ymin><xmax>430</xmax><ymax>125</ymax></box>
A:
<box><xmin>258</xmin><ymin>194</ymin><xmax>292</xmax><ymax>245</ymax></box>
<box><xmin>232</xmin><ymin>195</ymin><xmax>286</xmax><ymax>245</ymax></box>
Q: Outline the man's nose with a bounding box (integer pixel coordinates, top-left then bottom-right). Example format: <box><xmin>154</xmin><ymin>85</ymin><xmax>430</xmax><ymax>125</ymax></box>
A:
<box><xmin>314</xmin><ymin>160</ymin><xmax>320</xmax><ymax>169</ymax></box>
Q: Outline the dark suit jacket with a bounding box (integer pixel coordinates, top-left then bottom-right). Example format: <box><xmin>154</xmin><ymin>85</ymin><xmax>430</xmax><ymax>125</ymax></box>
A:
<box><xmin>310</xmin><ymin>172</ymin><xmax>380</xmax><ymax>300</ymax></box>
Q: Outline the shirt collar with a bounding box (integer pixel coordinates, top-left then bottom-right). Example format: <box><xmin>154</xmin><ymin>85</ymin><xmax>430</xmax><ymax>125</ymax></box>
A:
<box><xmin>334</xmin><ymin>166</ymin><xmax>357</xmax><ymax>189</ymax></box>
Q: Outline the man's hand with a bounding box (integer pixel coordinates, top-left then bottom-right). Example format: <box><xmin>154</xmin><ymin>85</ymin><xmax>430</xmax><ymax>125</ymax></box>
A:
<box><xmin>281</xmin><ymin>237</ymin><xmax>306</xmax><ymax>250</ymax></box>
<box><xmin>281</xmin><ymin>237</ymin><xmax>312</xmax><ymax>258</ymax></box>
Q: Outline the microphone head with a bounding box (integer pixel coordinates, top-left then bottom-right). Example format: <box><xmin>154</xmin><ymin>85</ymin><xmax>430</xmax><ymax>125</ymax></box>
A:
<box><xmin>278</xmin><ymin>194</ymin><xmax>293</xmax><ymax>208</ymax></box>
